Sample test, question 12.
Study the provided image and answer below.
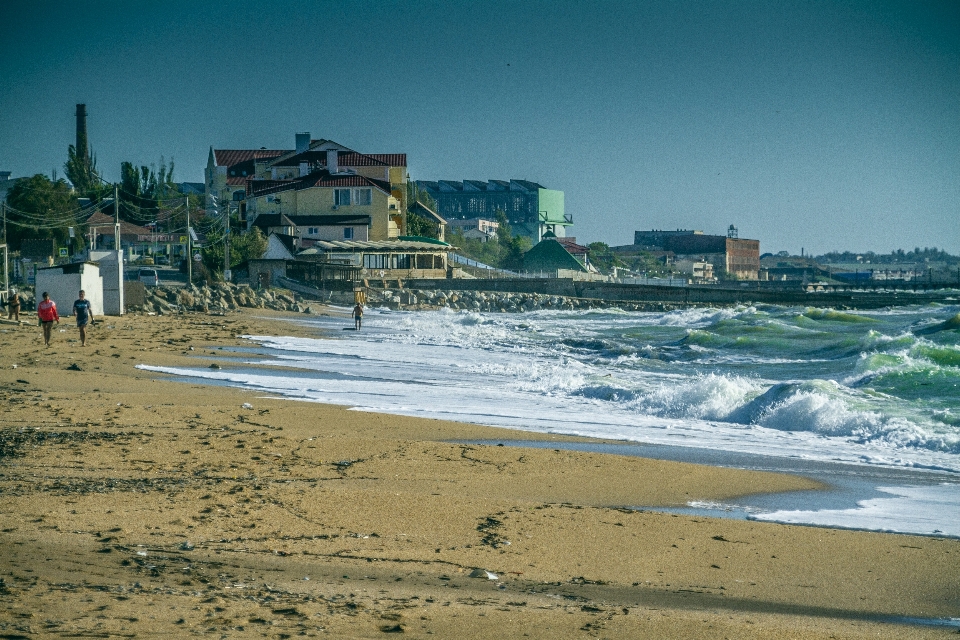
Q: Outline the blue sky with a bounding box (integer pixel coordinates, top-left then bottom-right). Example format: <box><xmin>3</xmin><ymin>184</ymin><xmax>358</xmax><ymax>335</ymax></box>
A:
<box><xmin>1</xmin><ymin>0</ymin><xmax>958</xmax><ymax>254</ymax></box>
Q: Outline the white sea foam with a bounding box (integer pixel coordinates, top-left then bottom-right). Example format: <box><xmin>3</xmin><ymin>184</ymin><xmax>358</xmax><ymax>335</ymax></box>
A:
<box><xmin>752</xmin><ymin>484</ymin><xmax>960</xmax><ymax>537</ymax></box>
<box><xmin>138</xmin><ymin>305</ymin><xmax>960</xmax><ymax>533</ymax></box>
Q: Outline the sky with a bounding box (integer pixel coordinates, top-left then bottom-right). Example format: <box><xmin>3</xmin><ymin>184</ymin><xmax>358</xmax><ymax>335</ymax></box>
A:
<box><xmin>1</xmin><ymin>0</ymin><xmax>958</xmax><ymax>255</ymax></box>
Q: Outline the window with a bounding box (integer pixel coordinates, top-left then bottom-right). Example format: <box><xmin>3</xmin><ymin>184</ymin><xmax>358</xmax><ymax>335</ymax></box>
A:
<box><xmin>307</xmin><ymin>227</ymin><xmax>318</xmax><ymax>235</ymax></box>
<box><xmin>335</xmin><ymin>189</ymin><xmax>351</xmax><ymax>206</ymax></box>
<box><xmin>363</xmin><ymin>254</ymin><xmax>386</xmax><ymax>269</ymax></box>
<box><xmin>354</xmin><ymin>188</ymin><xmax>372</xmax><ymax>206</ymax></box>
<box><xmin>343</xmin><ymin>227</ymin><xmax>354</xmax><ymax>239</ymax></box>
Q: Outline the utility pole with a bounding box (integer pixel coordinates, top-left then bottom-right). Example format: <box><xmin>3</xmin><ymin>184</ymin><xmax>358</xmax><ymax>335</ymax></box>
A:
<box><xmin>186</xmin><ymin>196</ymin><xmax>192</xmax><ymax>286</ymax></box>
<box><xmin>224</xmin><ymin>202</ymin><xmax>231</xmax><ymax>282</ymax></box>
<box><xmin>114</xmin><ymin>184</ymin><xmax>120</xmax><ymax>252</ymax></box>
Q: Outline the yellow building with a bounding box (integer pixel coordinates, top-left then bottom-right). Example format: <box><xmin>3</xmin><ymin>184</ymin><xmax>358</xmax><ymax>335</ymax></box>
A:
<box><xmin>205</xmin><ymin>134</ymin><xmax>407</xmax><ymax>239</ymax></box>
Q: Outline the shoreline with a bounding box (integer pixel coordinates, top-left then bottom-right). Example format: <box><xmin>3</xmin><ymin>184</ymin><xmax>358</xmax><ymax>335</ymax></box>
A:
<box><xmin>1</xmin><ymin>309</ymin><xmax>958</xmax><ymax>638</ymax></box>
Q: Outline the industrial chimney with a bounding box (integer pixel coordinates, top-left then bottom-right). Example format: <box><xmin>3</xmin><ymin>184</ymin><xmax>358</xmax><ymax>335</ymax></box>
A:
<box><xmin>75</xmin><ymin>104</ymin><xmax>88</xmax><ymax>158</ymax></box>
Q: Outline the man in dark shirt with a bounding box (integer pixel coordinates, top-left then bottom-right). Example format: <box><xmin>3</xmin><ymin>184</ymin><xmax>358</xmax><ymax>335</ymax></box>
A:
<box><xmin>73</xmin><ymin>290</ymin><xmax>94</xmax><ymax>347</ymax></box>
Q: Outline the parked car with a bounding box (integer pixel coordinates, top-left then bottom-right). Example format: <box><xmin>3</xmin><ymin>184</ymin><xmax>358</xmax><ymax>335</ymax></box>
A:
<box><xmin>139</xmin><ymin>256</ymin><xmax>155</xmax><ymax>265</ymax></box>
<box><xmin>138</xmin><ymin>268</ymin><xmax>159</xmax><ymax>287</ymax></box>
<box><xmin>155</xmin><ymin>255</ymin><xmax>170</xmax><ymax>266</ymax></box>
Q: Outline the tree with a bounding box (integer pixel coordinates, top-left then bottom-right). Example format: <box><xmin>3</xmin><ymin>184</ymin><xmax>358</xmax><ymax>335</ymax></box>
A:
<box><xmin>64</xmin><ymin>144</ymin><xmax>100</xmax><ymax>196</ymax></box>
<box><xmin>404</xmin><ymin>181</ymin><xmax>439</xmax><ymax>239</ymax></box>
<box><xmin>119</xmin><ymin>157</ymin><xmax>178</xmax><ymax>223</ymax></box>
<box><xmin>199</xmin><ymin>226</ymin><xmax>267</xmax><ymax>281</ymax></box>
<box><xmin>494</xmin><ymin>210</ymin><xmax>530</xmax><ymax>270</ymax></box>
<box><xmin>586</xmin><ymin>242</ymin><xmax>626</xmax><ymax>274</ymax></box>
<box><xmin>4</xmin><ymin>174</ymin><xmax>78</xmax><ymax>250</ymax></box>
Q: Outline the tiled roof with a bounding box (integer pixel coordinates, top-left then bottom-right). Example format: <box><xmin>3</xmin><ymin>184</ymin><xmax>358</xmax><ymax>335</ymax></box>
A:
<box><xmin>253</xmin><ymin>214</ymin><xmax>371</xmax><ymax>229</ymax></box>
<box><xmin>85</xmin><ymin>211</ymin><xmax>154</xmax><ymax>235</ymax></box>
<box><xmin>556</xmin><ymin>237</ymin><xmax>590</xmax><ymax>254</ymax></box>
<box><xmin>302</xmin><ymin>174</ymin><xmax>391</xmax><ymax>191</ymax></box>
<box><xmin>225</xmin><ymin>176</ymin><xmax>250</xmax><ymax>186</ymax></box>
<box><xmin>214</xmin><ymin>149</ymin><xmax>288</xmax><ymax>167</ymax></box>
<box><xmin>271</xmin><ymin>150</ymin><xmax>406</xmax><ymax>169</ymax></box>
<box><xmin>248</xmin><ymin>172</ymin><xmax>392</xmax><ymax>197</ymax></box>
<box><xmin>340</xmin><ymin>153</ymin><xmax>406</xmax><ymax>167</ymax></box>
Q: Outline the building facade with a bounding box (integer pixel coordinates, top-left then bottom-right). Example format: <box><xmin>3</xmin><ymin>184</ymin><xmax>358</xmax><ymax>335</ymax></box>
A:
<box><xmin>206</xmin><ymin>134</ymin><xmax>407</xmax><ymax>240</ymax></box>
<box><xmin>415</xmin><ymin>179</ymin><xmax>567</xmax><ymax>243</ymax></box>
<box><xmin>631</xmin><ymin>229</ymin><xmax>760</xmax><ymax>280</ymax></box>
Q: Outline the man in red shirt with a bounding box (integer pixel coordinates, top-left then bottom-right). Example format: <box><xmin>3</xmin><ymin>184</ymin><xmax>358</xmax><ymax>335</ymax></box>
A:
<box><xmin>37</xmin><ymin>291</ymin><xmax>59</xmax><ymax>346</ymax></box>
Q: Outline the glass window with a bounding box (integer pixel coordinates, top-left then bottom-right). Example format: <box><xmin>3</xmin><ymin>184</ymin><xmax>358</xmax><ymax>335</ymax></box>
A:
<box><xmin>343</xmin><ymin>228</ymin><xmax>353</xmax><ymax>239</ymax></box>
<box><xmin>363</xmin><ymin>254</ymin><xmax>386</xmax><ymax>269</ymax></box>
<box><xmin>354</xmin><ymin>188</ymin><xmax>372</xmax><ymax>206</ymax></box>
<box><xmin>335</xmin><ymin>189</ymin><xmax>351</xmax><ymax>206</ymax></box>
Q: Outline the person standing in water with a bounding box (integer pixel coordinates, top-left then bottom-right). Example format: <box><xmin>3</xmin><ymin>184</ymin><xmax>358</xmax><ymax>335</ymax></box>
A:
<box><xmin>73</xmin><ymin>290</ymin><xmax>94</xmax><ymax>347</ymax></box>
<box><xmin>37</xmin><ymin>292</ymin><xmax>59</xmax><ymax>346</ymax></box>
<box><xmin>353</xmin><ymin>303</ymin><xmax>363</xmax><ymax>330</ymax></box>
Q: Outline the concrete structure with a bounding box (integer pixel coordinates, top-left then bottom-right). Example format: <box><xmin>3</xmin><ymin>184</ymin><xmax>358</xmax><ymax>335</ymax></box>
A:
<box><xmin>627</xmin><ymin>228</ymin><xmax>760</xmax><ymax>280</ymax></box>
<box><xmin>448</xmin><ymin>218</ymin><xmax>498</xmax><ymax>242</ymax></box>
<box><xmin>675</xmin><ymin>259</ymin><xmax>714</xmax><ymax>281</ymax></box>
<box><xmin>35</xmin><ymin>262</ymin><xmax>104</xmax><ymax>318</ymax></box>
<box><xmin>88</xmin><ymin>251</ymin><xmax>124</xmax><ymax>315</ymax></box>
<box><xmin>415</xmin><ymin>180</ymin><xmax>568</xmax><ymax>243</ymax></box>
<box><xmin>263</xmin><ymin>233</ymin><xmax>299</xmax><ymax>261</ymax></box>
<box><xmin>634</xmin><ymin>229</ymin><xmax>703</xmax><ymax>248</ymax></box>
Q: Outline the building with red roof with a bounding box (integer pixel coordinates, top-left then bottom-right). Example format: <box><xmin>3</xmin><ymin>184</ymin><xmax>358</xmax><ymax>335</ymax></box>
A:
<box><xmin>205</xmin><ymin>133</ymin><xmax>407</xmax><ymax>242</ymax></box>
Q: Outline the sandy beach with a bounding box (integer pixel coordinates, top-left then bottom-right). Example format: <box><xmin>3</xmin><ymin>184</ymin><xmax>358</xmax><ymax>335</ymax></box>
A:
<box><xmin>0</xmin><ymin>308</ymin><xmax>957</xmax><ymax>639</ymax></box>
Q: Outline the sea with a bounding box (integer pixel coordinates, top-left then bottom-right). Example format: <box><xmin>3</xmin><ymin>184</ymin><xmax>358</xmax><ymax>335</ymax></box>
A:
<box><xmin>139</xmin><ymin>302</ymin><xmax>960</xmax><ymax>538</ymax></box>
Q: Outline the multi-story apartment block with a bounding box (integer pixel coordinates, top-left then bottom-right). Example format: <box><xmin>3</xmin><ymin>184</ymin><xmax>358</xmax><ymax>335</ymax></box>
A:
<box><xmin>415</xmin><ymin>179</ymin><xmax>567</xmax><ymax>243</ymax></box>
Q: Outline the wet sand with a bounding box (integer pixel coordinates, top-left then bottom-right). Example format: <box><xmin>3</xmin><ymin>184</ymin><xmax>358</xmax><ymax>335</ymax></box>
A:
<box><xmin>0</xmin><ymin>310</ymin><xmax>957</xmax><ymax>638</ymax></box>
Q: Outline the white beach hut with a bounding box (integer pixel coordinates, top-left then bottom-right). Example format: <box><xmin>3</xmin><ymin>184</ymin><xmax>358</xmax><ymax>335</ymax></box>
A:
<box><xmin>35</xmin><ymin>262</ymin><xmax>104</xmax><ymax>318</ymax></box>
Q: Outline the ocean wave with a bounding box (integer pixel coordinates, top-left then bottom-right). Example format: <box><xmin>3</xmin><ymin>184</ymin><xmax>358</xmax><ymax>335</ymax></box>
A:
<box><xmin>727</xmin><ymin>381</ymin><xmax>960</xmax><ymax>454</ymax></box>
<box><xmin>803</xmin><ymin>308</ymin><xmax>878</xmax><ymax>323</ymax></box>
<box><xmin>618</xmin><ymin>373</ymin><xmax>761</xmax><ymax>421</ymax></box>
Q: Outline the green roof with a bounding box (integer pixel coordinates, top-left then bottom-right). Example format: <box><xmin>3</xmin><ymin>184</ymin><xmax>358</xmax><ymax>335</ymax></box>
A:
<box><xmin>398</xmin><ymin>235</ymin><xmax>450</xmax><ymax>246</ymax></box>
<box><xmin>523</xmin><ymin>239</ymin><xmax>587</xmax><ymax>273</ymax></box>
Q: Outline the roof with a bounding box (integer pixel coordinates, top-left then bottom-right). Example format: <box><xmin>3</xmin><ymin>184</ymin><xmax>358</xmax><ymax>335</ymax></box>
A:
<box><xmin>247</xmin><ymin>171</ymin><xmax>392</xmax><ymax>197</ymax></box>
<box><xmin>85</xmin><ymin>211</ymin><xmax>154</xmax><ymax>236</ymax></box>
<box><xmin>556</xmin><ymin>237</ymin><xmax>590</xmax><ymax>254</ymax></box>
<box><xmin>213</xmin><ymin>149</ymin><xmax>288</xmax><ymax>167</ymax></box>
<box><xmin>523</xmin><ymin>238</ymin><xmax>587</xmax><ymax>272</ymax></box>
<box><xmin>298</xmin><ymin>239</ymin><xmax>455</xmax><ymax>254</ymax></box>
<box><xmin>410</xmin><ymin>200</ymin><xmax>447</xmax><ymax>225</ymax></box>
<box><xmin>397</xmin><ymin>235</ymin><xmax>450</xmax><ymax>245</ymax></box>
<box><xmin>271</xmin><ymin>150</ymin><xmax>407</xmax><ymax>168</ymax></box>
<box><xmin>416</xmin><ymin>179</ymin><xmax>546</xmax><ymax>193</ymax></box>
<box><xmin>253</xmin><ymin>213</ymin><xmax>371</xmax><ymax>229</ymax></box>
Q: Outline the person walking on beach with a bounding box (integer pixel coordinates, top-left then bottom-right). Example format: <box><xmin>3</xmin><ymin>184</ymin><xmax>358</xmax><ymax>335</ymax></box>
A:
<box><xmin>73</xmin><ymin>290</ymin><xmax>94</xmax><ymax>347</ymax></box>
<box><xmin>37</xmin><ymin>291</ymin><xmax>59</xmax><ymax>346</ymax></box>
<box><xmin>353</xmin><ymin>303</ymin><xmax>363</xmax><ymax>330</ymax></box>
<box><xmin>6</xmin><ymin>289</ymin><xmax>20</xmax><ymax>322</ymax></box>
